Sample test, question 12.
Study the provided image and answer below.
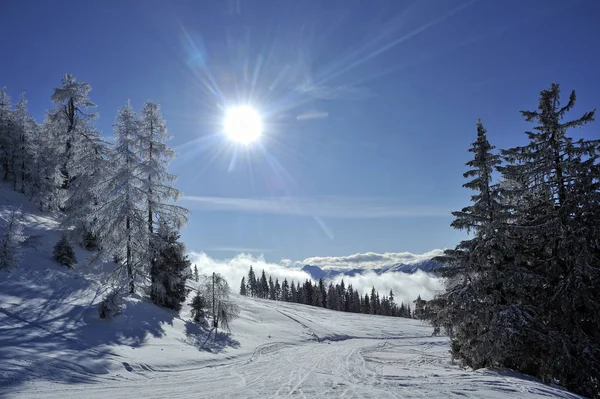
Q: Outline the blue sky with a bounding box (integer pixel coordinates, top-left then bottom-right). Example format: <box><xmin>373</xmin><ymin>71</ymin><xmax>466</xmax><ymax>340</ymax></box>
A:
<box><xmin>1</xmin><ymin>0</ymin><xmax>599</xmax><ymax>263</ymax></box>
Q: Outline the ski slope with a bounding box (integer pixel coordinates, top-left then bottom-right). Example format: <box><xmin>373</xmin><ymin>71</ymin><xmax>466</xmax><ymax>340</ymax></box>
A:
<box><xmin>0</xmin><ymin>185</ymin><xmax>583</xmax><ymax>398</ymax></box>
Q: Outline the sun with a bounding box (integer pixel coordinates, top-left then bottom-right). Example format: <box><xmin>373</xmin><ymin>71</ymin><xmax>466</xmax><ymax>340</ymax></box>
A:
<box><xmin>224</xmin><ymin>106</ymin><xmax>262</xmax><ymax>144</ymax></box>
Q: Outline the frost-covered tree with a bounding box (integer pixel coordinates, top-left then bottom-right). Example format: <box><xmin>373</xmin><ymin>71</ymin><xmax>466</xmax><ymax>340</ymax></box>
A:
<box><xmin>12</xmin><ymin>94</ymin><xmax>35</xmax><ymax>192</ymax></box>
<box><xmin>53</xmin><ymin>235</ymin><xmax>77</xmax><ymax>268</ymax></box>
<box><xmin>137</xmin><ymin>101</ymin><xmax>187</xmax><ymax>234</ymax></box>
<box><xmin>98</xmin><ymin>102</ymin><xmax>147</xmax><ymax>293</ymax></box>
<box><xmin>202</xmin><ymin>272</ymin><xmax>239</xmax><ymax>333</ymax></box>
<box><xmin>193</xmin><ymin>264</ymin><xmax>199</xmax><ymax>282</ymax></box>
<box><xmin>149</xmin><ymin>223</ymin><xmax>191</xmax><ymax>311</ymax></box>
<box><xmin>46</xmin><ymin>74</ymin><xmax>98</xmax><ymax>192</ymax></box>
<box><xmin>0</xmin><ymin>87</ymin><xmax>15</xmax><ymax>182</ymax></box>
<box><xmin>0</xmin><ymin>208</ymin><xmax>25</xmax><ymax>270</ymax></box>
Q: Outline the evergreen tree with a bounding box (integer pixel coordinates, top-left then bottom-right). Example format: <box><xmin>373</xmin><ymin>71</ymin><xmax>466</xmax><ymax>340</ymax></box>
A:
<box><xmin>268</xmin><ymin>275</ymin><xmax>276</xmax><ymax>300</ymax></box>
<box><xmin>247</xmin><ymin>266</ymin><xmax>256</xmax><ymax>297</ymax></box>
<box><xmin>259</xmin><ymin>270</ymin><xmax>268</xmax><ymax>299</ymax></box>
<box><xmin>194</xmin><ymin>264</ymin><xmax>199</xmax><ymax>282</ymax></box>
<box><xmin>190</xmin><ymin>291</ymin><xmax>206</xmax><ymax>322</ymax></box>
<box><xmin>426</xmin><ymin>120</ymin><xmax>506</xmax><ymax>366</ymax></box>
<box><xmin>149</xmin><ymin>223</ymin><xmax>191</xmax><ymax>311</ymax></box>
<box><xmin>281</xmin><ymin>278</ymin><xmax>289</xmax><ymax>302</ymax></box>
<box><xmin>497</xmin><ymin>84</ymin><xmax>599</xmax><ymax>396</ymax></box>
<box><xmin>0</xmin><ymin>87</ymin><xmax>15</xmax><ymax>182</ymax></box>
<box><xmin>274</xmin><ymin>278</ymin><xmax>281</xmax><ymax>301</ymax></box>
<box><xmin>239</xmin><ymin>276</ymin><xmax>247</xmax><ymax>296</ymax></box>
<box><xmin>53</xmin><ymin>234</ymin><xmax>77</xmax><ymax>268</ymax></box>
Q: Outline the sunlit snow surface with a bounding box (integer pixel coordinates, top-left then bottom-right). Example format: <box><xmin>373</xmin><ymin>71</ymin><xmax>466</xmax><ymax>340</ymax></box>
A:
<box><xmin>0</xmin><ymin>184</ymin><xmax>582</xmax><ymax>398</ymax></box>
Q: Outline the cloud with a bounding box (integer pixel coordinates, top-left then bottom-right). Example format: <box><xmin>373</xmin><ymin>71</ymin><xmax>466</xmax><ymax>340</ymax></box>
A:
<box><xmin>189</xmin><ymin>252</ymin><xmax>312</xmax><ymax>291</ymax></box>
<box><xmin>188</xmin><ymin>251</ymin><xmax>445</xmax><ymax>307</ymax></box>
<box><xmin>295</xmin><ymin>82</ymin><xmax>373</xmax><ymax>101</ymax></box>
<box><xmin>296</xmin><ymin>110</ymin><xmax>329</xmax><ymax>121</ymax></box>
<box><xmin>181</xmin><ymin>196</ymin><xmax>451</xmax><ymax>219</ymax></box>
<box><xmin>301</xmin><ymin>249</ymin><xmax>445</xmax><ymax>270</ymax></box>
<box><xmin>330</xmin><ymin>270</ymin><xmax>444</xmax><ymax>306</ymax></box>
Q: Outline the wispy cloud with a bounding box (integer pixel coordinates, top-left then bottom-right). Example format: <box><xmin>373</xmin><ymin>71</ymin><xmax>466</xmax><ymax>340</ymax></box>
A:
<box><xmin>299</xmin><ymin>249</ymin><xmax>445</xmax><ymax>270</ymax></box>
<box><xmin>294</xmin><ymin>81</ymin><xmax>373</xmax><ymax>101</ymax></box>
<box><xmin>181</xmin><ymin>195</ymin><xmax>451</xmax><ymax>219</ymax></box>
<box><xmin>296</xmin><ymin>110</ymin><xmax>329</xmax><ymax>121</ymax></box>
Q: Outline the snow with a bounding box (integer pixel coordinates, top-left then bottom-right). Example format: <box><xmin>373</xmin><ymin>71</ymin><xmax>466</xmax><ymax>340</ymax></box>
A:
<box><xmin>0</xmin><ymin>185</ymin><xmax>583</xmax><ymax>398</ymax></box>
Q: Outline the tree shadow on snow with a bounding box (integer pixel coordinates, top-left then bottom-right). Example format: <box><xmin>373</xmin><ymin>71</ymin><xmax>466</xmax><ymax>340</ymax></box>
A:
<box><xmin>183</xmin><ymin>321</ymin><xmax>240</xmax><ymax>353</ymax></box>
<box><xmin>0</xmin><ymin>275</ymin><xmax>177</xmax><ymax>395</ymax></box>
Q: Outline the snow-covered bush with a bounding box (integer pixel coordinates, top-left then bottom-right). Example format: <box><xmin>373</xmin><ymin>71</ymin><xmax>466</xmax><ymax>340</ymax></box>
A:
<box><xmin>98</xmin><ymin>288</ymin><xmax>124</xmax><ymax>319</ymax></box>
<box><xmin>53</xmin><ymin>235</ymin><xmax>77</xmax><ymax>268</ymax></box>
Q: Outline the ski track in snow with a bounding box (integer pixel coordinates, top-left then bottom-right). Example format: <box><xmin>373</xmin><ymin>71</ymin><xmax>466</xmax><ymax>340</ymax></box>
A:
<box><xmin>0</xmin><ymin>184</ymin><xmax>585</xmax><ymax>399</ymax></box>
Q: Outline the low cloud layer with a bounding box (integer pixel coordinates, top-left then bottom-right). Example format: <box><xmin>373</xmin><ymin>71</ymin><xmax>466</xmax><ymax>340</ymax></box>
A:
<box><xmin>188</xmin><ymin>251</ymin><xmax>444</xmax><ymax>307</ymax></box>
<box><xmin>189</xmin><ymin>252</ymin><xmax>312</xmax><ymax>293</ymax></box>
<box><xmin>302</xmin><ymin>249</ymin><xmax>445</xmax><ymax>270</ymax></box>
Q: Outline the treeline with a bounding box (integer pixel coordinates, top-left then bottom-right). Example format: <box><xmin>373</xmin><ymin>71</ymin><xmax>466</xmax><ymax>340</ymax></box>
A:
<box><xmin>240</xmin><ymin>266</ymin><xmax>414</xmax><ymax>318</ymax></box>
<box><xmin>427</xmin><ymin>84</ymin><xmax>599</xmax><ymax>398</ymax></box>
<box><xmin>0</xmin><ymin>75</ymin><xmax>191</xmax><ymax>315</ymax></box>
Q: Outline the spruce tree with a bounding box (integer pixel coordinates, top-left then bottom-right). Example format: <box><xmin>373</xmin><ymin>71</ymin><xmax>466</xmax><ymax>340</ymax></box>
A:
<box><xmin>239</xmin><ymin>277</ymin><xmax>247</xmax><ymax>296</ymax></box>
<box><xmin>498</xmin><ymin>84</ymin><xmax>599</xmax><ymax>396</ymax></box>
<box><xmin>149</xmin><ymin>223</ymin><xmax>191</xmax><ymax>311</ymax></box>
<box><xmin>53</xmin><ymin>235</ymin><xmax>77</xmax><ymax>268</ymax></box>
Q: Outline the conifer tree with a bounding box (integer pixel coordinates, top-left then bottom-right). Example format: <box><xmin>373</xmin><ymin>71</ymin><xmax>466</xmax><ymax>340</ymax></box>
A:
<box><xmin>53</xmin><ymin>234</ymin><xmax>77</xmax><ymax>268</ymax></box>
<box><xmin>149</xmin><ymin>223</ymin><xmax>191</xmax><ymax>311</ymax></box>
<box><xmin>239</xmin><ymin>276</ymin><xmax>247</xmax><ymax>296</ymax></box>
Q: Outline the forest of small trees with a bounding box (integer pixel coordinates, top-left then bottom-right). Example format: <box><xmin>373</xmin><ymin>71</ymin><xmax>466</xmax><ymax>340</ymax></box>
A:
<box><xmin>0</xmin><ymin>74</ymin><xmax>191</xmax><ymax>314</ymax></box>
<box><xmin>427</xmin><ymin>84</ymin><xmax>599</xmax><ymax>398</ymax></box>
<box><xmin>240</xmin><ymin>266</ymin><xmax>416</xmax><ymax>318</ymax></box>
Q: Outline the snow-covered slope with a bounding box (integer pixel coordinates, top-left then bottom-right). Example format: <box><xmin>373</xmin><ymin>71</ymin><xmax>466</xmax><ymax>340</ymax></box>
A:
<box><xmin>0</xmin><ymin>186</ymin><xmax>582</xmax><ymax>398</ymax></box>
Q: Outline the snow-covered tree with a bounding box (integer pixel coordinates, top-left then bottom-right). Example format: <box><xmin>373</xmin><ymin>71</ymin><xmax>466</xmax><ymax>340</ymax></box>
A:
<box><xmin>98</xmin><ymin>101</ymin><xmax>147</xmax><ymax>293</ymax></box>
<box><xmin>137</xmin><ymin>101</ymin><xmax>187</xmax><ymax>234</ymax></box>
<box><xmin>12</xmin><ymin>94</ymin><xmax>35</xmax><ymax>192</ymax></box>
<box><xmin>0</xmin><ymin>87</ymin><xmax>15</xmax><ymax>182</ymax></box>
<box><xmin>149</xmin><ymin>223</ymin><xmax>191</xmax><ymax>311</ymax></box>
<box><xmin>202</xmin><ymin>272</ymin><xmax>239</xmax><ymax>333</ymax></box>
<box><xmin>46</xmin><ymin>74</ymin><xmax>98</xmax><ymax>191</ymax></box>
<box><xmin>193</xmin><ymin>264</ymin><xmax>199</xmax><ymax>282</ymax></box>
<box><xmin>0</xmin><ymin>208</ymin><xmax>25</xmax><ymax>270</ymax></box>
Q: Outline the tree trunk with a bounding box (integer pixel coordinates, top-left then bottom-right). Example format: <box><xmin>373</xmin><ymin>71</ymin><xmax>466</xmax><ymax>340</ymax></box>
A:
<box><xmin>126</xmin><ymin>215</ymin><xmax>134</xmax><ymax>294</ymax></box>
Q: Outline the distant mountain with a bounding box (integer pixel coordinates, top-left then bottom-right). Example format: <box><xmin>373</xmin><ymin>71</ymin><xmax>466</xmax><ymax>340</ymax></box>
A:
<box><xmin>301</xmin><ymin>259</ymin><xmax>442</xmax><ymax>281</ymax></box>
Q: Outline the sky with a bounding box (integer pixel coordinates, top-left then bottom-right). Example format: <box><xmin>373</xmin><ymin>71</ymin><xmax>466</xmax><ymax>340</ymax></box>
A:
<box><xmin>1</xmin><ymin>0</ymin><xmax>599</xmax><ymax>266</ymax></box>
